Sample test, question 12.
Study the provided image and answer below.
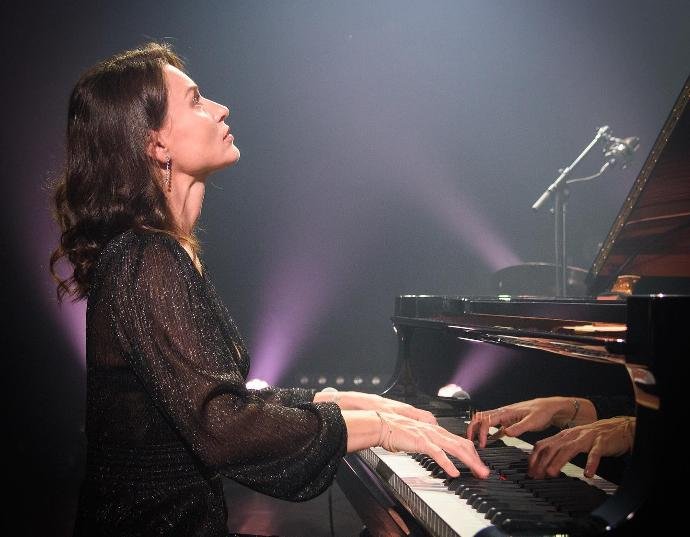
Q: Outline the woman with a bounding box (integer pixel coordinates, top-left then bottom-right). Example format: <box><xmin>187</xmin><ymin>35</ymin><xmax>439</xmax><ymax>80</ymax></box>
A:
<box><xmin>51</xmin><ymin>42</ymin><xmax>489</xmax><ymax>536</ymax></box>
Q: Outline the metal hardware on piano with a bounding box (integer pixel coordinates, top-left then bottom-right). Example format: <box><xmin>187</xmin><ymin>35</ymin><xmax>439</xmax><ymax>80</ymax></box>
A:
<box><xmin>337</xmin><ymin>74</ymin><xmax>689</xmax><ymax>536</ymax></box>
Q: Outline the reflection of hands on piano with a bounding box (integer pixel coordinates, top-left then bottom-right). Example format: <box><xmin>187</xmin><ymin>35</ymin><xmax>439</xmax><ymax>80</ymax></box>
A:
<box><xmin>529</xmin><ymin>416</ymin><xmax>636</xmax><ymax>479</ymax></box>
<box><xmin>314</xmin><ymin>389</ymin><xmax>437</xmax><ymax>424</ymax></box>
<box><xmin>467</xmin><ymin>396</ymin><xmax>598</xmax><ymax>448</ymax></box>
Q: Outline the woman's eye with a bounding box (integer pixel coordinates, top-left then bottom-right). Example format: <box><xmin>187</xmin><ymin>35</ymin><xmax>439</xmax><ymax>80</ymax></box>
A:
<box><xmin>193</xmin><ymin>92</ymin><xmax>201</xmax><ymax>105</ymax></box>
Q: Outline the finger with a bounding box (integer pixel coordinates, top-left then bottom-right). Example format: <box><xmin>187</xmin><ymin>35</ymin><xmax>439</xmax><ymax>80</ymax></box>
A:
<box><xmin>466</xmin><ymin>412</ymin><xmax>481</xmax><ymax>441</ymax></box>
<box><xmin>543</xmin><ymin>444</ymin><xmax>580</xmax><ymax>478</ymax></box>
<box><xmin>387</xmin><ymin>403</ymin><xmax>438</xmax><ymax>425</ymax></box>
<box><xmin>410</xmin><ymin>408</ymin><xmax>437</xmax><ymax>425</ymax></box>
<box><xmin>423</xmin><ymin>441</ymin><xmax>460</xmax><ymax>478</ymax></box>
<box><xmin>466</xmin><ymin>414</ymin><xmax>479</xmax><ymax>442</ymax></box>
<box><xmin>467</xmin><ymin>411</ymin><xmax>488</xmax><ymax>443</ymax></box>
<box><xmin>503</xmin><ymin>416</ymin><xmax>533</xmax><ymax>438</ymax></box>
<box><xmin>405</xmin><ymin>407</ymin><xmax>437</xmax><ymax>425</ymax></box>
<box><xmin>477</xmin><ymin>413</ymin><xmax>496</xmax><ymax>448</ymax></box>
<box><xmin>528</xmin><ymin>441</ymin><xmax>554</xmax><ymax>479</ymax></box>
<box><xmin>433</xmin><ymin>429</ymin><xmax>490</xmax><ymax>478</ymax></box>
<box><xmin>480</xmin><ymin>409</ymin><xmax>512</xmax><ymax>447</ymax></box>
<box><xmin>584</xmin><ymin>446</ymin><xmax>603</xmax><ymax>478</ymax></box>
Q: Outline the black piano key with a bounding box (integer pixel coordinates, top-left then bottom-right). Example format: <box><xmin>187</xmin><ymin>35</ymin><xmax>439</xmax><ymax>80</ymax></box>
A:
<box><xmin>410</xmin><ymin>438</ymin><xmax>610</xmax><ymax>526</ymax></box>
<box><xmin>476</xmin><ymin>498</ymin><xmax>554</xmax><ymax>514</ymax></box>
<box><xmin>448</xmin><ymin>477</ymin><xmax>485</xmax><ymax>493</ymax></box>
<box><xmin>458</xmin><ymin>483</ymin><xmax>524</xmax><ymax>500</ymax></box>
<box><xmin>442</xmin><ymin>476</ymin><xmax>460</xmax><ymax>488</ymax></box>
<box><xmin>459</xmin><ymin>480</ymin><xmax>524</xmax><ymax>494</ymax></box>
<box><xmin>524</xmin><ymin>478</ymin><xmax>604</xmax><ymax>496</ymax></box>
<box><xmin>499</xmin><ymin>470</ymin><xmax>528</xmax><ymax>481</ymax></box>
<box><xmin>484</xmin><ymin>501</ymin><xmax>557</xmax><ymax>520</ymax></box>
<box><xmin>421</xmin><ymin>458</ymin><xmax>436</xmax><ymax>470</ymax></box>
<box><xmin>498</xmin><ymin>516</ymin><xmax>575</xmax><ymax>534</ymax></box>
<box><xmin>494</xmin><ymin>508</ymin><xmax>573</xmax><ymax>524</ymax></box>
<box><xmin>487</xmin><ymin>507</ymin><xmax>563</xmax><ymax>525</ymax></box>
<box><xmin>446</xmin><ymin>456</ymin><xmax>470</xmax><ymax>470</ymax></box>
<box><xmin>469</xmin><ymin>493</ymin><xmax>553</xmax><ymax>511</ymax></box>
<box><xmin>430</xmin><ymin>466</ymin><xmax>448</xmax><ymax>478</ymax></box>
<box><xmin>466</xmin><ymin>489</ymin><xmax>541</xmax><ymax>509</ymax></box>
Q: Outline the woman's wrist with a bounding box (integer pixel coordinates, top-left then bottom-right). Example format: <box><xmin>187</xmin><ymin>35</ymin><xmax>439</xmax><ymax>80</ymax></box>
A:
<box><xmin>375</xmin><ymin>411</ymin><xmax>396</xmax><ymax>451</ymax></box>
<box><xmin>552</xmin><ymin>397</ymin><xmax>596</xmax><ymax>429</ymax></box>
<box><xmin>619</xmin><ymin>416</ymin><xmax>636</xmax><ymax>452</ymax></box>
<box><xmin>341</xmin><ymin>410</ymin><xmax>385</xmax><ymax>452</ymax></box>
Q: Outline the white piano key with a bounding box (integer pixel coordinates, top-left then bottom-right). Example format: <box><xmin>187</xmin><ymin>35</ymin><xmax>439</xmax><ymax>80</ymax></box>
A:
<box><xmin>363</xmin><ymin>447</ymin><xmax>491</xmax><ymax>537</ymax></box>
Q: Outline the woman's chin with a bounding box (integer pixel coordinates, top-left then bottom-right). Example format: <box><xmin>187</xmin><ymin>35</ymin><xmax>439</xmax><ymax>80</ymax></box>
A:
<box><xmin>226</xmin><ymin>145</ymin><xmax>240</xmax><ymax>165</ymax></box>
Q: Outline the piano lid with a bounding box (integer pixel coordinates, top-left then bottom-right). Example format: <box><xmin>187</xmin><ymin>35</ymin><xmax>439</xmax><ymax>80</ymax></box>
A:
<box><xmin>587</xmin><ymin>75</ymin><xmax>690</xmax><ymax>296</ymax></box>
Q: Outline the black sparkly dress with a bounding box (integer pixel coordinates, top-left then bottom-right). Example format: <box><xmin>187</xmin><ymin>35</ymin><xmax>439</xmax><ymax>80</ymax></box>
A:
<box><xmin>73</xmin><ymin>230</ymin><xmax>347</xmax><ymax>537</ymax></box>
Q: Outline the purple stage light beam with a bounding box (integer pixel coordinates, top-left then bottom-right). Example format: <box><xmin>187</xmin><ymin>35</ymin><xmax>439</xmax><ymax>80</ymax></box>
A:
<box><xmin>18</xmin><ymin>184</ymin><xmax>87</xmax><ymax>368</ymax></box>
<box><xmin>249</xmin><ymin>251</ymin><xmax>340</xmax><ymax>385</ymax></box>
<box><xmin>448</xmin><ymin>339</ymin><xmax>515</xmax><ymax>396</ymax></box>
<box><xmin>403</xmin><ymin>171</ymin><xmax>521</xmax><ymax>272</ymax></box>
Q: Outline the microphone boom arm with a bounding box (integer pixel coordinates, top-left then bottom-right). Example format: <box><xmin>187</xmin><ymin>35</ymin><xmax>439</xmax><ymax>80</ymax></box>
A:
<box><xmin>531</xmin><ymin>125</ymin><xmax>611</xmax><ymax>297</ymax></box>
<box><xmin>532</xmin><ymin>125</ymin><xmax>611</xmax><ymax>211</ymax></box>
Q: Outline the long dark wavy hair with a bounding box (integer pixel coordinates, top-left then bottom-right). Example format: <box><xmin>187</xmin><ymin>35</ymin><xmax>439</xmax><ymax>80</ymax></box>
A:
<box><xmin>50</xmin><ymin>42</ymin><xmax>198</xmax><ymax>301</ymax></box>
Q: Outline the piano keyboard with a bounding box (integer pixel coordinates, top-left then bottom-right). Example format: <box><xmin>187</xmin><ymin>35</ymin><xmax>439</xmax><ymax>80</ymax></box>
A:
<box><xmin>358</xmin><ymin>418</ymin><xmax>617</xmax><ymax>537</ymax></box>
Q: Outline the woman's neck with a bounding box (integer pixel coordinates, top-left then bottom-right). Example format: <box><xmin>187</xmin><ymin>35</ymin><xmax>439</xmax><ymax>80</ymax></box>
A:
<box><xmin>168</xmin><ymin>177</ymin><xmax>206</xmax><ymax>235</ymax></box>
<box><xmin>166</xmin><ymin>175</ymin><xmax>206</xmax><ymax>273</ymax></box>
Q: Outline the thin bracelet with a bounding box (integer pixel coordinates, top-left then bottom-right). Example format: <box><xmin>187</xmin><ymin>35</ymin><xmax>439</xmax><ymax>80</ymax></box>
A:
<box><xmin>563</xmin><ymin>399</ymin><xmax>580</xmax><ymax>429</ymax></box>
<box><xmin>623</xmin><ymin>416</ymin><xmax>636</xmax><ymax>451</ymax></box>
<box><xmin>375</xmin><ymin>411</ymin><xmax>395</xmax><ymax>451</ymax></box>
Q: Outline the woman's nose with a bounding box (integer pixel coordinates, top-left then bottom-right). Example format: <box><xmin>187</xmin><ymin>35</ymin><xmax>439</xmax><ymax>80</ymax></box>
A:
<box><xmin>209</xmin><ymin>99</ymin><xmax>229</xmax><ymax>122</ymax></box>
<box><xmin>217</xmin><ymin>102</ymin><xmax>230</xmax><ymax>122</ymax></box>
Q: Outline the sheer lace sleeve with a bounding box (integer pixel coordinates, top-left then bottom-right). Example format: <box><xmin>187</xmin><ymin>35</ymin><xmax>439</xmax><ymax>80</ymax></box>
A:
<box><xmin>108</xmin><ymin>232</ymin><xmax>346</xmax><ymax>500</ymax></box>
<box><xmin>251</xmin><ymin>387</ymin><xmax>318</xmax><ymax>407</ymax></box>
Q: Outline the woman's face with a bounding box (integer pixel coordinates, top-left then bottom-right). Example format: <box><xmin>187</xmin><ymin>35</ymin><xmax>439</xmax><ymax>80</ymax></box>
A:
<box><xmin>160</xmin><ymin>64</ymin><xmax>240</xmax><ymax>179</ymax></box>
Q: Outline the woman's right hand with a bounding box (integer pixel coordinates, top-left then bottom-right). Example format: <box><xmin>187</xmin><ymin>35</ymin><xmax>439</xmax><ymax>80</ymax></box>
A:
<box><xmin>342</xmin><ymin>410</ymin><xmax>490</xmax><ymax>479</ymax></box>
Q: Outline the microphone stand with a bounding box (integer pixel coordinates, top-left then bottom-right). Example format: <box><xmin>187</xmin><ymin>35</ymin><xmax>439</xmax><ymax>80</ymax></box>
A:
<box><xmin>532</xmin><ymin>126</ymin><xmax>611</xmax><ymax>297</ymax></box>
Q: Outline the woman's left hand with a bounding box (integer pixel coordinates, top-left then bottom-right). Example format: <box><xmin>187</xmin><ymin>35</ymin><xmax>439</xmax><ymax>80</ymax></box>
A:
<box><xmin>528</xmin><ymin>416</ymin><xmax>636</xmax><ymax>479</ymax></box>
<box><xmin>315</xmin><ymin>390</ymin><xmax>437</xmax><ymax>425</ymax></box>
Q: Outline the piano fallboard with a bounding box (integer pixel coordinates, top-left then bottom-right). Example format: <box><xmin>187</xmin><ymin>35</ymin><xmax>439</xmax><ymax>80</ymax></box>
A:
<box><xmin>383</xmin><ymin>295</ymin><xmax>634</xmax><ymax>414</ymax></box>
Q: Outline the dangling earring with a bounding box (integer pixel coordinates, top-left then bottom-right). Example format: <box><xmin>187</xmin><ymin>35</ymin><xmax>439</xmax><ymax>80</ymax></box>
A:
<box><xmin>165</xmin><ymin>157</ymin><xmax>172</xmax><ymax>192</ymax></box>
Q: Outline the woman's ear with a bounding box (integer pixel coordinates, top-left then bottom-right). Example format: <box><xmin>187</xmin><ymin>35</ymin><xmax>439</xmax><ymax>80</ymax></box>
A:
<box><xmin>147</xmin><ymin>130</ymin><xmax>169</xmax><ymax>165</ymax></box>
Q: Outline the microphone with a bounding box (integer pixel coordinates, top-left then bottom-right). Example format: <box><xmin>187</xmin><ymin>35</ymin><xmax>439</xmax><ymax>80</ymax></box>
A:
<box><xmin>600</xmin><ymin>134</ymin><xmax>640</xmax><ymax>172</ymax></box>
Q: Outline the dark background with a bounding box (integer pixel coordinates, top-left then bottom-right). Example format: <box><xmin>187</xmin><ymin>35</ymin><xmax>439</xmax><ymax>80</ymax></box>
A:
<box><xmin>2</xmin><ymin>1</ymin><xmax>689</xmax><ymax>534</ymax></box>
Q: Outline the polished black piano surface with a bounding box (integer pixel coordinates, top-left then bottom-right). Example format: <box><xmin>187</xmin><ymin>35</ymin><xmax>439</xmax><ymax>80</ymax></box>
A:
<box><xmin>337</xmin><ymin>74</ymin><xmax>688</xmax><ymax>536</ymax></box>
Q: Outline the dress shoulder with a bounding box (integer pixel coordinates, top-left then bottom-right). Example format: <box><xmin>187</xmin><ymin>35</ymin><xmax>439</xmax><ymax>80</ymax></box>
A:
<box><xmin>92</xmin><ymin>230</ymin><xmax>197</xmax><ymax>290</ymax></box>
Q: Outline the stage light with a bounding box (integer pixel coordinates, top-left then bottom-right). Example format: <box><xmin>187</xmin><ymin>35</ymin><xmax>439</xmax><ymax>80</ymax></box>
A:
<box><xmin>437</xmin><ymin>383</ymin><xmax>469</xmax><ymax>400</ymax></box>
<box><xmin>335</xmin><ymin>376</ymin><xmax>345</xmax><ymax>386</ymax></box>
<box><xmin>246</xmin><ymin>378</ymin><xmax>269</xmax><ymax>390</ymax></box>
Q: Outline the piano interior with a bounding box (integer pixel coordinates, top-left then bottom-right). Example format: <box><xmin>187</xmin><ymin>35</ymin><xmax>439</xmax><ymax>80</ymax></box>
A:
<box><xmin>337</xmin><ymin>75</ymin><xmax>688</xmax><ymax>536</ymax></box>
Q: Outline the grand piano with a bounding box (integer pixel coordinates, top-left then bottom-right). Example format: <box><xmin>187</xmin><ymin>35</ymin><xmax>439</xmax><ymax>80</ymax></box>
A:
<box><xmin>337</xmin><ymin>75</ymin><xmax>689</xmax><ymax>536</ymax></box>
